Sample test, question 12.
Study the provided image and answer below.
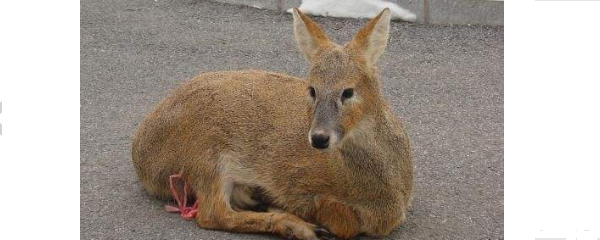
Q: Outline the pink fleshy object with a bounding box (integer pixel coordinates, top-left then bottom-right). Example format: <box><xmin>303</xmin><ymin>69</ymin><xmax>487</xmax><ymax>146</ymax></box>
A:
<box><xmin>164</xmin><ymin>173</ymin><xmax>199</xmax><ymax>220</ymax></box>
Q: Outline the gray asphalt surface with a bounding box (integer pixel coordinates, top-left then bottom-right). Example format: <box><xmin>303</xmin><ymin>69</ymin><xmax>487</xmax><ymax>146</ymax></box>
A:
<box><xmin>81</xmin><ymin>0</ymin><xmax>504</xmax><ymax>239</ymax></box>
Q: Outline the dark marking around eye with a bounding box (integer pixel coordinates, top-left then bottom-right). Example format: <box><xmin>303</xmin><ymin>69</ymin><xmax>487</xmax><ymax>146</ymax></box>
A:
<box><xmin>342</xmin><ymin>88</ymin><xmax>354</xmax><ymax>101</ymax></box>
<box><xmin>308</xmin><ymin>87</ymin><xmax>316</xmax><ymax>98</ymax></box>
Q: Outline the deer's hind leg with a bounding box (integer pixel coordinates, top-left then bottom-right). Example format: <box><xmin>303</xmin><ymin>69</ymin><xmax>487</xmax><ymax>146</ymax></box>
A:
<box><xmin>193</xmin><ymin>158</ymin><xmax>318</xmax><ymax>240</ymax></box>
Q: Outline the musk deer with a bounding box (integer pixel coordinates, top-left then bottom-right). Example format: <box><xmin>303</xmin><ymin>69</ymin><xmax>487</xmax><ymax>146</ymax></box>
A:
<box><xmin>132</xmin><ymin>8</ymin><xmax>413</xmax><ymax>240</ymax></box>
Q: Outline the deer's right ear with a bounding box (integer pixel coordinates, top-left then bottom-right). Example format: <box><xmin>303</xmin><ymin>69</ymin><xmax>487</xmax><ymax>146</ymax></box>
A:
<box><xmin>292</xmin><ymin>8</ymin><xmax>331</xmax><ymax>63</ymax></box>
<box><xmin>349</xmin><ymin>8</ymin><xmax>392</xmax><ymax>66</ymax></box>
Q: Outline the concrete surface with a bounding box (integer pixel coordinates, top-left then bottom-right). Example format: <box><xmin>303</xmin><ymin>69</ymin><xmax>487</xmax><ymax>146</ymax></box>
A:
<box><xmin>81</xmin><ymin>0</ymin><xmax>503</xmax><ymax>239</ymax></box>
<box><xmin>427</xmin><ymin>0</ymin><xmax>503</xmax><ymax>25</ymax></box>
<box><xmin>212</xmin><ymin>0</ymin><xmax>504</xmax><ymax>25</ymax></box>
<box><xmin>391</xmin><ymin>0</ymin><xmax>426</xmax><ymax>23</ymax></box>
<box><xmin>213</xmin><ymin>0</ymin><xmax>288</xmax><ymax>11</ymax></box>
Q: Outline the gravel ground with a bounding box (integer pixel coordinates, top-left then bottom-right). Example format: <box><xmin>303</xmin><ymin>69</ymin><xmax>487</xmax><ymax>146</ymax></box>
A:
<box><xmin>80</xmin><ymin>0</ymin><xmax>504</xmax><ymax>239</ymax></box>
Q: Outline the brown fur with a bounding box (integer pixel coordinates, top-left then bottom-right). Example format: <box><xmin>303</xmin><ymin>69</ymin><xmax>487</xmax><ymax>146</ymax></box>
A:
<box><xmin>314</xmin><ymin>195</ymin><xmax>360</xmax><ymax>238</ymax></box>
<box><xmin>132</xmin><ymin>8</ymin><xmax>412</xmax><ymax>240</ymax></box>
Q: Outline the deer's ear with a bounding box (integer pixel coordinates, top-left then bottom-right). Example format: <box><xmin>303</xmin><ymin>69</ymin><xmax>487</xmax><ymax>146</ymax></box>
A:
<box><xmin>350</xmin><ymin>8</ymin><xmax>392</xmax><ymax>66</ymax></box>
<box><xmin>292</xmin><ymin>8</ymin><xmax>332</xmax><ymax>63</ymax></box>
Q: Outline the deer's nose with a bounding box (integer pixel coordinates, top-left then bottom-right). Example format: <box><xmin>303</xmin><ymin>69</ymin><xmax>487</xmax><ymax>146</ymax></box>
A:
<box><xmin>311</xmin><ymin>134</ymin><xmax>330</xmax><ymax>149</ymax></box>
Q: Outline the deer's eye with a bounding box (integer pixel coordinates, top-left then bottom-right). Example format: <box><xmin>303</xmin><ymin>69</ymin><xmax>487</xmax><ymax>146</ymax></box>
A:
<box><xmin>341</xmin><ymin>88</ymin><xmax>354</xmax><ymax>101</ymax></box>
<box><xmin>308</xmin><ymin>87</ymin><xmax>316</xmax><ymax>98</ymax></box>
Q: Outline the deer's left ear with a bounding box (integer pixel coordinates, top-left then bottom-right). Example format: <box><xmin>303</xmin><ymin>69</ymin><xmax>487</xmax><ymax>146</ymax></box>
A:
<box><xmin>349</xmin><ymin>8</ymin><xmax>392</xmax><ymax>66</ymax></box>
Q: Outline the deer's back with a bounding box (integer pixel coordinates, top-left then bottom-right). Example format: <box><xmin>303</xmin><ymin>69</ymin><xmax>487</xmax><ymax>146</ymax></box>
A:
<box><xmin>132</xmin><ymin>70</ymin><xmax>329</xmax><ymax>184</ymax></box>
<box><xmin>137</xmin><ymin>70</ymin><xmax>311</xmax><ymax>152</ymax></box>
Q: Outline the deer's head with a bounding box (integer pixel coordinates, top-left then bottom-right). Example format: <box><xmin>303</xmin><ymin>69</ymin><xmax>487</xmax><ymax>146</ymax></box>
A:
<box><xmin>292</xmin><ymin>8</ymin><xmax>392</xmax><ymax>150</ymax></box>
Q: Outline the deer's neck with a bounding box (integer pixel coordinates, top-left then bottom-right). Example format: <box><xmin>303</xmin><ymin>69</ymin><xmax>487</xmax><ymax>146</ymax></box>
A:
<box><xmin>338</xmin><ymin>101</ymin><xmax>406</xmax><ymax>174</ymax></box>
<box><xmin>330</xmin><ymin>99</ymin><xmax>411</xmax><ymax>203</ymax></box>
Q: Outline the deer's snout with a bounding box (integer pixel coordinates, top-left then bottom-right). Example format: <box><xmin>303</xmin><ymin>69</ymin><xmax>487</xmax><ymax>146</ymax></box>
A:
<box><xmin>311</xmin><ymin>133</ymin><xmax>330</xmax><ymax>149</ymax></box>
<box><xmin>309</xmin><ymin>97</ymin><xmax>341</xmax><ymax>150</ymax></box>
<box><xmin>309</xmin><ymin>128</ymin><xmax>339</xmax><ymax>150</ymax></box>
